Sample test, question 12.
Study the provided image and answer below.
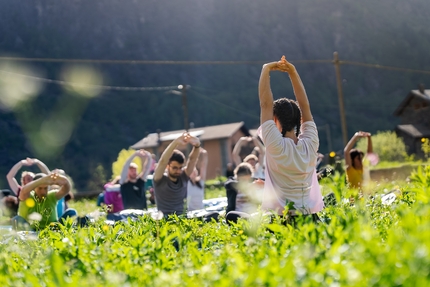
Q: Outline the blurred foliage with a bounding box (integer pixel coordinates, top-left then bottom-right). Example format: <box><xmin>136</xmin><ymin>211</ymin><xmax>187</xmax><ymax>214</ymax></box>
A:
<box><xmin>356</xmin><ymin>131</ymin><xmax>409</xmax><ymax>162</ymax></box>
<box><xmin>86</xmin><ymin>164</ymin><xmax>107</xmax><ymax>193</ymax></box>
<box><xmin>1</xmin><ymin>166</ymin><xmax>430</xmax><ymax>285</ymax></box>
<box><xmin>1</xmin><ymin>0</ymin><xmax>429</xmax><ymax>190</ymax></box>
<box><xmin>111</xmin><ymin>149</ymin><xmax>144</xmax><ymax>180</ymax></box>
<box><xmin>422</xmin><ymin>138</ymin><xmax>430</xmax><ymax>160</ymax></box>
<box><xmin>408</xmin><ymin>165</ymin><xmax>430</xmax><ymax>204</ymax></box>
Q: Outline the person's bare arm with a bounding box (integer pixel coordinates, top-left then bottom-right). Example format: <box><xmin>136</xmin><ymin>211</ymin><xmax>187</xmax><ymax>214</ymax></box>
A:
<box><xmin>232</xmin><ymin>137</ymin><xmax>249</xmax><ymax>166</ymax></box>
<box><xmin>252</xmin><ymin>136</ymin><xmax>265</xmax><ymax>166</ymax></box>
<box><xmin>184</xmin><ymin>135</ymin><xmax>201</xmax><ymax>177</ymax></box>
<box><xmin>6</xmin><ymin>160</ymin><xmax>26</xmax><ymax>195</ymax></box>
<box><xmin>19</xmin><ymin>174</ymin><xmax>51</xmax><ymax>201</ymax></box>
<box><xmin>33</xmin><ymin>158</ymin><xmax>50</xmax><ymax>174</ymax></box>
<box><xmin>281</xmin><ymin>57</ymin><xmax>313</xmax><ymax>123</ymax></box>
<box><xmin>344</xmin><ymin>134</ymin><xmax>359</xmax><ymax>170</ymax></box>
<box><xmin>54</xmin><ymin>174</ymin><xmax>72</xmax><ymax>200</ymax></box>
<box><xmin>138</xmin><ymin>150</ymin><xmax>153</xmax><ymax>180</ymax></box>
<box><xmin>367</xmin><ymin>135</ymin><xmax>373</xmax><ymax>154</ymax></box>
<box><xmin>344</xmin><ymin>131</ymin><xmax>370</xmax><ymax>169</ymax></box>
<box><xmin>259</xmin><ymin>62</ymin><xmax>277</xmax><ymax>125</ymax></box>
<box><xmin>198</xmin><ymin>148</ymin><xmax>208</xmax><ymax>181</ymax></box>
<box><xmin>120</xmin><ymin>152</ymin><xmax>139</xmax><ymax>184</ymax></box>
<box><xmin>153</xmin><ymin>133</ymin><xmax>188</xmax><ymax>182</ymax></box>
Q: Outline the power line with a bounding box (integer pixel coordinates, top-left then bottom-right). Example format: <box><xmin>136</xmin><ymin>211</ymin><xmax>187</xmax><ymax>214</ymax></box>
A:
<box><xmin>189</xmin><ymin>89</ymin><xmax>260</xmax><ymax>120</ymax></box>
<box><xmin>341</xmin><ymin>60</ymin><xmax>430</xmax><ymax>75</ymax></box>
<box><xmin>192</xmin><ymin>86</ymin><xmax>404</xmax><ymax>108</ymax></box>
<box><xmin>0</xmin><ymin>67</ymin><xmax>422</xmax><ymax>106</ymax></box>
<box><xmin>0</xmin><ymin>57</ymin><xmax>330</xmax><ymax>65</ymax></box>
<box><xmin>2</xmin><ymin>55</ymin><xmax>429</xmax><ymax>74</ymax></box>
<box><xmin>0</xmin><ymin>69</ymin><xmax>178</xmax><ymax>91</ymax></box>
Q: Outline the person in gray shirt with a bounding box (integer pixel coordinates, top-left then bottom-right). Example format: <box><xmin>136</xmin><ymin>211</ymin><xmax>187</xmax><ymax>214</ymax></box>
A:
<box><xmin>153</xmin><ymin>132</ymin><xmax>201</xmax><ymax>216</ymax></box>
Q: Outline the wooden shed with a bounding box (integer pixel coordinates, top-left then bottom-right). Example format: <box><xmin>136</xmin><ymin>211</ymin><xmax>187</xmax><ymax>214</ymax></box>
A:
<box><xmin>130</xmin><ymin>122</ymin><xmax>252</xmax><ymax>179</ymax></box>
<box><xmin>393</xmin><ymin>85</ymin><xmax>430</xmax><ymax>158</ymax></box>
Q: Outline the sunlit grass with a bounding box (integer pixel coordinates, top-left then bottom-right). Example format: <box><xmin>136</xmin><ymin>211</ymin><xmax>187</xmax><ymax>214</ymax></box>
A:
<box><xmin>371</xmin><ymin>160</ymin><xmax>426</xmax><ymax>169</ymax></box>
<box><xmin>1</xmin><ymin>166</ymin><xmax>428</xmax><ymax>286</ymax></box>
<box><xmin>68</xmin><ymin>198</ymin><xmax>99</xmax><ymax>216</ymax></box>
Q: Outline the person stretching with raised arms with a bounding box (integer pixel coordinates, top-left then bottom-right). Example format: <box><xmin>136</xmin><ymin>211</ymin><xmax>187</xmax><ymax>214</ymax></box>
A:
<box><xmin>257</xmin><ymin>56</ymin><xmax>323</xmax><ymax>221</ymax></box>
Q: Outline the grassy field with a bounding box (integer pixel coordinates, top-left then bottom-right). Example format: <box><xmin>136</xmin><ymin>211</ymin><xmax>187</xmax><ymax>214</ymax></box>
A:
<box><xmin>0</xmin><ymin>165</ymin><xmax>429</xmax><ymax>286</ymax></box>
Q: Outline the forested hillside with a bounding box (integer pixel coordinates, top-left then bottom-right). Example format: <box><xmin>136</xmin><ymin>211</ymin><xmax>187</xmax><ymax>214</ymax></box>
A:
<box><xmin>1</xmin><ymin>0</ymin><xmax>429</xmax><ymax>189</ymax></box>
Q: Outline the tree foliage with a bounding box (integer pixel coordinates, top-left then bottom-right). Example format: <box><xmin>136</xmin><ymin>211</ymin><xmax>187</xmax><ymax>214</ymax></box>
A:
<box><xmin>86</xmin><ymin>164</ymin><xmax>107</xmax><ymax>192</ymax></box>
<box><xmin>111</xmin><ymin>149</ymin><xmax>143</xmax><ymax>180</ymax></box>
<box><xmin>0</xmin><ymin>0</ymin><xmax>429</xmax><ymax>190</ymax></box>
<box><xmin>356</xmin><ymin>131</ymin><xmax>408</xmax><ymax>162</ymax></box>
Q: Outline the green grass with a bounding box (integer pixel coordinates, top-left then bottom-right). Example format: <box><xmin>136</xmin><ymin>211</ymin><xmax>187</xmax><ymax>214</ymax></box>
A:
<box><xmin>371</xmin><ymin>160</ymin><xmax>427</xmax><ymax>169</ymax></box>
<box><xmin>68</xmin><ymin>186</ymin><xmax>227</xmax><ymax>216</ymax></box>
<box><xmin>204</xmin><ymin>186</ymin><xmax>225</xmax><ymax>199</ymax></box>
<box><xmin>69</xmin><ymin>199</ymin><xmax>101</xmax><ymax>217</ymax></box>
<box><xmin>1</xmin><ymin>166</ymin><xmax>429</xmax><ymax>286</ymax></box>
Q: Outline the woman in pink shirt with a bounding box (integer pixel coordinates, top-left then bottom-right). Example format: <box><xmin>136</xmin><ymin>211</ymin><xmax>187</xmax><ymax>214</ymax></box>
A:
<box><xmin>103</xmin><ymin>176</ymin><xmax>124</xmax><ymax>213</ymax></box>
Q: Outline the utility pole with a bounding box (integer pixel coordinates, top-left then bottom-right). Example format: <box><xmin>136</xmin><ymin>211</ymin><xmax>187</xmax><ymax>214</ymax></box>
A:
<box><xmin>179</xmin><ymin>85</ymin><xmax>189</xmax><ymax>132</ymax></box>
<box><xmin>167</xmin><ymin>85</ymin><xmax>190</xmax><ymax>132</ymax></box>
<box><xmin>333</xmin><ymin>52</ymin><xmax>348</xmax><ymax>146</ymax></box>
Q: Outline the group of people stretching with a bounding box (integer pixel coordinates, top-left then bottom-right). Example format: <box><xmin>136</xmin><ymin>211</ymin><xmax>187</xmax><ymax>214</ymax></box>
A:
<box><xmin>1</xmin><ymin>158</ymin><xmax>77</xmax><ymax>230</ymax></box>
<box><xmin>1</xmin><ymin>55</ymin><xmax>374</xmax><ymax>230</ymax></box>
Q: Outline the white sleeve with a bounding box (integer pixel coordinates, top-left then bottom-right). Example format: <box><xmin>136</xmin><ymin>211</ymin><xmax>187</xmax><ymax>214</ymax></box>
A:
<box><xmin>300</xmin><ymin>121</ymin><xmax>319</xmax><ymax>153</ymax></box>
<box><xmin>257</xmin><ymin>120</ymin><xmax>284</xmax><ymax>155</ymax></box>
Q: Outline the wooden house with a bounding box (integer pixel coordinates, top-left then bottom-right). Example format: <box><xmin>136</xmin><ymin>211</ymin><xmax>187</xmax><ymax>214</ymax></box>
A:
<box><xmin>130</xmin><ymin>122</ymin><xmax>254</xmax><ymax>179</ymax></box>
<box><xmin>393</xmin><ymin>85</ymin><xmax>430</xmax><ymax>158</ymax></box>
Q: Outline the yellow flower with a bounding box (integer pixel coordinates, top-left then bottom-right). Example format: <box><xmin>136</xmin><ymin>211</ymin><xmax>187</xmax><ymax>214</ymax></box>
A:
<box><xmin>102</xmin><ymin>225</ymin><xmax>109</xmax><ymax>231</ymax></box>
<box><xmin>421</xmin><ymin>138</ymin><xmax>426</xmax><ymax>143</ymax></box>
<box><xmin>329</xmin><ymin>151</ymin><xmax>336</xmax><ymax>158</ymax></box>
<box><xmin>25</xmin><ymin>198</ymin><xmax>35</xmax><ymax>208</ymax></box>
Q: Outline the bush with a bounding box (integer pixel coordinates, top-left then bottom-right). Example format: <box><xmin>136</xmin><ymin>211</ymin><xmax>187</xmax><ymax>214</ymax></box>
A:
<box><xmin>111</xmin><ymin>149</ymin><xmax>144</xmax><ymax>179</ymax></box>
<box><xmin>1</xmin><ymin>166</ymin><xmax>430</xmax><ymax>286</ymax></box>
<box><xmin>356</xmin><ymin>130</ymin><xmax>408</xmax><ymax>162</ymax></box>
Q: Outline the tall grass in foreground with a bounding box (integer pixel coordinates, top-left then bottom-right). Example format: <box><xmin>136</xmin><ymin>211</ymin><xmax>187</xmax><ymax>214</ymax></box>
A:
<box><xmin>0</xmin><ymin>166</ymin><xmax>429</xmax><ymax>286</ymax></box>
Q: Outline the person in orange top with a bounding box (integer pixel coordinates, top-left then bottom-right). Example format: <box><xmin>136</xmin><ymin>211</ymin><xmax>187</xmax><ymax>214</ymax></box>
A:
<box><xmin>344</xmin><ymin>131</ymin><xmax>373</xmax><ymax>189</ymax></box>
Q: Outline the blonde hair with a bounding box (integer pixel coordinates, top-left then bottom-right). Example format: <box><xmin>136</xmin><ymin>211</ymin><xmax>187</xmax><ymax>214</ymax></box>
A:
<box><xmin>243</xmin><ymin>154</ymin><xmax>258</xmax><ymax>163</ymax></box>
<box><xmin>21</xmin><ymin>171</ymin><xmax>35</xmax><ymax>183</ymax></box>
<box><xmin>129</xmin><ymin>162</ymin><xmax>139</xmax><ymax>169</ymax></box>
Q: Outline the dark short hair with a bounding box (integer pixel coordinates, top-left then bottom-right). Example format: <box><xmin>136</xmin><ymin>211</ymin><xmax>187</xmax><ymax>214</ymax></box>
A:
<box><xmin>234</xmin><ymin>162</ymin><xmax>253</xmax><ymax>177</ymax></box>
<box><xmin>273</xmin><ymin>98</ymin><xmax>302</xmax><ymax>137</ymax></box>
<box><xmin>33</xmin><ymin>173</ymin><xmax>47</xmax><ymax>181</ymax></box>
<box><xmin>349</xmin><ymin>149</ymin><xmax>364</xmax><ymax>168</ymax></box>
<box><xmin>169</xmin><ymin>149</ymin><xmax>185</xmax><ymax>164</ymax></box>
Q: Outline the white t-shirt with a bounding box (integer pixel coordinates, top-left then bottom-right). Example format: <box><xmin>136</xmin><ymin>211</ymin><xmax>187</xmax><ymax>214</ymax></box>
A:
<box><xmin>187</xmin><ymin>180</ymin><xmax>204</xmax><ymax>211</ymax></box>
<box><xmin>257</xmin><ymin>120</ymin><xmax>324</xmax><ymax>215</ymax></box>
<box><xmin>253</xmin><ymin>162</ymin><xmax>265</xmax><ymax>180</ymax></box>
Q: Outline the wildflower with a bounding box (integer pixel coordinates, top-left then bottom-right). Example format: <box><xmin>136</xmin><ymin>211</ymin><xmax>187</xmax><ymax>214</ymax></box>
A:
<box><xmin>25</xmin><ymin>198</ymin><xmax>35</xmax><ymax>208</ymax></box>
<box><xmin>151</xmin><ymin>211</ymin><xmax>164</xmax><ymax>221</ymax></box>
<box><xmin>28</xmin><ymin>212</ymin><xmax>42</xmax><ymax>222</ymax></box>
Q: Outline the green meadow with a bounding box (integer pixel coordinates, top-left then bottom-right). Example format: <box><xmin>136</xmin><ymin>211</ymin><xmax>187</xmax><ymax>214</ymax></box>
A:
<box><xmin>0</xmin><ymin>165</ymin><xmax>429</xmax><ymax>286</ymax></box>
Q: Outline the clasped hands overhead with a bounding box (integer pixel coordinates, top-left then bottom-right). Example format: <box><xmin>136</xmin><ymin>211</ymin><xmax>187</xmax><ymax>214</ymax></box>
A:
<box><xmin>263</xmin><ymin>55</ymin><xmax>296</xmax><ymax>74</ymax></box>
<box><xmin>178</xmin><ymin>132</ymin><xmax>200</xmax><ymax>147</ymax></box>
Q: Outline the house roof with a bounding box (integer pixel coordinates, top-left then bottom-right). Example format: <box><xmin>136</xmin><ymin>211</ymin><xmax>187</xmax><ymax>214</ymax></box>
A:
<box><xmin>130</xmin><ymin>122</ymin><xmax>250</xmax><ymax>149</ymax></box>
<box><xmin>393</xmin><ymin>89</ymin><xmax>430</xmax><ymax>116</ymax></box>
<box><xmin>396</xmin><ymin>124</ymin><xmax>430</xmax><ymax>138</ymax></box>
